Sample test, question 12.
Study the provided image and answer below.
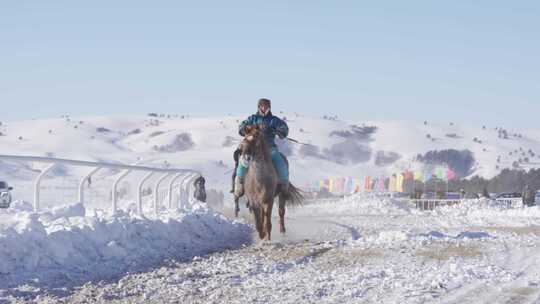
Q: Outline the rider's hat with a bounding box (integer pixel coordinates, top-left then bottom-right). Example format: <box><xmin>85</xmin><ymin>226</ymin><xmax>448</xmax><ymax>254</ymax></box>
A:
<box><xmin>257</xmin><ymin>98</ymin><xmax>271</xmax><ymax>108</ymax></box>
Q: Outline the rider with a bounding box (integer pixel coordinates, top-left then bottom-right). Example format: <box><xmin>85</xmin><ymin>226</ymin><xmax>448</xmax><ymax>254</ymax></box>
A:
<box><xmin>233</xmin><ymin>98</ymin><xmax>290</xmax><ymax>200</ymax></box>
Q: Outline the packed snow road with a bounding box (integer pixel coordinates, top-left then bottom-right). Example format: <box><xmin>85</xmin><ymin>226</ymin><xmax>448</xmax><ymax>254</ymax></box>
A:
<box><xmin>6</xmin><ymin>195</ymin><xmax>540</xmax><ymax>303</ymax></box>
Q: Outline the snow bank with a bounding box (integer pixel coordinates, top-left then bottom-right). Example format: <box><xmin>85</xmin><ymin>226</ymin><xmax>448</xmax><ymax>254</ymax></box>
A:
<box><xmin>303</xmin><ymin>193</ymin><xmax>412</xmax><ymax>216</ymax></box>
<box><xmin>300</xmin><ymin>194</ymin><xmax>540</xmax><ymax>246</ymax></box>
<box><xmin>312</xmin><ymin>194</ymin><xmax>540</xmax><ymax>223</ymax></box>
<box><xmin>0</xmin><ymin>203</ymin><xmax>251</xmax><ymax>288</ymax></box>
<box><xmin>432</xmin><ymin>198</ymin><xmax>538</xmax><ymax>216</ymax></box>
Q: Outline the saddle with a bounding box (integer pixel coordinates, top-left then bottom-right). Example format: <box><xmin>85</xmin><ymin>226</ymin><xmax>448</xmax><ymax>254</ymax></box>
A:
<box><xmin>233</xmin><ymin>148</ymin><xmax>288</xmax><ymax>171</ymax></box>
<box><xmin>231</xmin><ymin>148</ymin><xmax>288</xmax><ymax>193</ymax></box>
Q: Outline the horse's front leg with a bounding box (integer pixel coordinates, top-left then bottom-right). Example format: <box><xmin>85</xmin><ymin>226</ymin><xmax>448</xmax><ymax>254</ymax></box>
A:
<box><xmin>263</xmin><ymin>202</ymin><xmax>273</xmax><ymax>241</ymax></box>
<box><xmin>278</xmin><ymin>194</ymin><xmax>286</xmax><ymax>234</ymax></box>
<box><xmin>254</xmin><ymin>206</ymin><xmax>265</xmax><ymax>240</ymax></box>
<box><xmin>234</xmin><ymin>197</ymin><xmax>240</xmax><ymax>217</ymax></box>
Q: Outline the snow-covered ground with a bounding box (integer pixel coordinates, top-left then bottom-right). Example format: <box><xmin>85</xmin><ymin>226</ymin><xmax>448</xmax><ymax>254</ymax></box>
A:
<box><xmin>2</xmin><ymin>114</ymin><xmax>540</xmax><ymax>303</ymax></box>
<box><xmin>3</xmin><ymin>194</ymin><xmax>540</xmax><ymax>303</ymax></box>
<box><xmin>0</xmin><ymin>201</ymin><xmax>251</xmax><ymax>301</ymax></box>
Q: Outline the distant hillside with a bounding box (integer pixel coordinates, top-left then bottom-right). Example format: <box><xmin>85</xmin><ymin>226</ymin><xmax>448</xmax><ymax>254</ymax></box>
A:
<box><xmin>1</xmin><ymin>114</ymin><xmax>539</xmax><ymax>193</ymax></box>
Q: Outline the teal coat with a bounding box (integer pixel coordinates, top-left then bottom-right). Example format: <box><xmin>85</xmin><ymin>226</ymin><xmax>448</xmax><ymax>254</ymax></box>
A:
<box><xmin>238</xmin><ymin>111</ymin><xmax>289</xmax><ymax>147</ymax></box>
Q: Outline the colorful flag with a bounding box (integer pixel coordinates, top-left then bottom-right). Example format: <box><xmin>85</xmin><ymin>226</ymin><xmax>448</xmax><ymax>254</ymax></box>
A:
<box><xmin>378</xmin><ymin>177</ymin><xmax>386</xmax><ymax>191</ymax></box>
<box><xmin>389</xmin><ymin>175</ymin><xmax>397</xmax><ymax>192</ymax></box>
<box><xmin>436</xmin><ymin>167</ymin><xmax>446</xmax><ymax>180</ymax></box>
<box><xmin>323</xmin><ymin>179</ymin><xmax>330</xmax><ymax>190</ymax></box>
<box><xmin>424</xmin><ymin>171</ymin><xmax>432</xmax><ymax>183</ymax></box>
<box><xmin>354</xmin><ymin>178</ymin><xmax>363</xmax><ymax>193</ymax></box>
<box><xmin>404</xmin><ymin>171</ymin><xmax>414</xmax><ymax>180</ymax></box>
<box><xmin>364</xmin><ymin>176</ymin><xmax>371</xmax><ymax>191</ymax></box>
<box><xmin>396</xmin><ymin>174</ymin><xmax>404</xmax><ymax>192</ymax></box>
<box><xmin>447</xmin><ymin>168</ymin><xmax>457</xmax><ymax>180</ymax></box>
<box><xmin>338</xmin><ymin>177</ymin><xmax>346</xmax><ymax>193</ymax></box>
<box><xmin>345</xmin><ymin>177</ymin><xmax>353</xmax><ymax>194</ymax></box>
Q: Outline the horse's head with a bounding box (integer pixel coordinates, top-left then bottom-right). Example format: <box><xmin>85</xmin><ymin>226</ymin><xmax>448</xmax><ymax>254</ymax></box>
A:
<box><xmin>240</xmin><ymin>124</ymin><xmax>268</xmax><ymax>161</ymax></box>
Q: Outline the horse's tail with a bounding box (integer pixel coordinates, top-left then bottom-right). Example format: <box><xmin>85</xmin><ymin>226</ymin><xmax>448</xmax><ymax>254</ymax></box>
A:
<box><xmin>285</xmin><ymin>183</ymin><xmax>304</xmax><ymax>207</ymax></box>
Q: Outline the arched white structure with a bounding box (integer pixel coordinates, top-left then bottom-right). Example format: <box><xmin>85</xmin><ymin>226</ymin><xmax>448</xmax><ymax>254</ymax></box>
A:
<box><xmin>0</xmin><ymin>154</ymin><xmax>200</xmax><ymax>214</ymax></box>
<box><xmin>34</xmin><ymin>164</ymin><xmax>56</xmax><ymax>212</ymax></box>
<box><xmin>78</xmin><ymin>167</ymin><xmax>101</xmax><ymax>205</ymax></box>
<box><xmin>154</xmin><ymin>173</ymin><xmax>172</xmax><ymax>215</ymax></box>
<box><xmin>168</xmin><ymin>172</ymin><xmax>186</xmax><ymax>209</ymax></box>
<box><xmin>137</xmin><ymin>171</ymin><xmax>154</xmax><ymax>214</ymax></box>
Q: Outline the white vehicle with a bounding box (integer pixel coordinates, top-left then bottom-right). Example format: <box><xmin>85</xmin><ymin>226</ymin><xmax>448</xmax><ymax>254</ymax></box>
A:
<box><xmin>0</xmin><ymin>181</ymin><xmax>13</xmax><ymax>208</ymax></box>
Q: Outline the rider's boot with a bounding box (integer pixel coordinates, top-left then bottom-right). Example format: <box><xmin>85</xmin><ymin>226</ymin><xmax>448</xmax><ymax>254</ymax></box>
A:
<box><xmin>233</xmin><ymin>176</ymin><xmax>245</xmax><ymax>202</ymax></box>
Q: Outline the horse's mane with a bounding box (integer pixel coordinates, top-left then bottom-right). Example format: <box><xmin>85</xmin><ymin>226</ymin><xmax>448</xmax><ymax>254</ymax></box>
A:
<box><xmin>243</xmin><ymin>125</ymin><xmax>271</xmax><ymax>162</ymax></box>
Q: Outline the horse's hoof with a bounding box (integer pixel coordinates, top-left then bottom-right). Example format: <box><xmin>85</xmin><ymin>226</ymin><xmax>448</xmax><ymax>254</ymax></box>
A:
<box><xmin>259</xmin><ymin>238</ymin><xmax>271</xmax><ymax>244</ymax></box>
<box><xmin>255</xmin><ymin>240</ymin><xmax>272</xmax><ymax>247</ymax></box>
<box><xmin>280</xmin><ymin>226</ymin><xmax>286</xmax><ymax>234</ymax></box>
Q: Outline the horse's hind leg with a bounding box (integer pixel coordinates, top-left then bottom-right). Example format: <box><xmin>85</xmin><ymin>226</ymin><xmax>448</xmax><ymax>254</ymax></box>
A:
<box><xmin>278</xmin><ymin>194</ymin><xmax>286</xmax><ymax>234</ymax></box>
<box><xmin>247</xmin><ymin>201</ymin><xmax>253</xmax><ymax>214</ymax></box>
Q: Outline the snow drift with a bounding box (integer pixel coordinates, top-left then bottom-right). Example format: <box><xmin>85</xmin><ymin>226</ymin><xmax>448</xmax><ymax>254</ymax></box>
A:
<box><xmin>0</xmin><ymin>202</ymin><xmax>251</xmax><ymax>288</ymax></box>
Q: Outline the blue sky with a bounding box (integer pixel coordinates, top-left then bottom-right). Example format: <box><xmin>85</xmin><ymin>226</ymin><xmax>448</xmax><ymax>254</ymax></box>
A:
<box><xmin>1</xmin><ymin>1</ymin><xmax>539</xmax><ymax>128</ymax></box>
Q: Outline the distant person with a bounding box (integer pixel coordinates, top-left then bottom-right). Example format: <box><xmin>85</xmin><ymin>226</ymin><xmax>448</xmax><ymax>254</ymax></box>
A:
<box><xmin>436</xmin><ymin>190</ymin><xmax>446</xmax><ymax>199</ymax></box>
<box><xmin>414</xmin><ymin>188</ymin><xmax>423</xmax><ymax>199</ymax></box>
<box><xmin>522</xmin><ymin>184</ymin><xmax>534</xmax><ymax>206</ymax></box>
<box><xmin>482</xmin><ymin>188</ymin><xmax>490</xmax><ymax>199</ymax></box>
<box><xmin>193</xmin><ymin>176</ymin><xmax>206</xmax><ymax>202</ymax></box>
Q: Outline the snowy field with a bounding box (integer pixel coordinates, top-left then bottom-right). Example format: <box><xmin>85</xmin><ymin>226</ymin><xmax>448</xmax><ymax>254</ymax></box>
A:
<box><xmin>1</xmin><ymin>114</ymin><xmax>540</xmax><ymax>303</ymax></box>
<box><xmin>3</xmin><ymin>194</ymin><xmax>540</xmax><ymax>303</ymax></box>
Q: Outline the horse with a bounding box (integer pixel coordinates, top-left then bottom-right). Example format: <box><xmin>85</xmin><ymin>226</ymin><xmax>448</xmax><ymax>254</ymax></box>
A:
<box><xmin>237</xmin><ymin>125</ymin><xmax>304</xmax><ymax>241</ymax></box>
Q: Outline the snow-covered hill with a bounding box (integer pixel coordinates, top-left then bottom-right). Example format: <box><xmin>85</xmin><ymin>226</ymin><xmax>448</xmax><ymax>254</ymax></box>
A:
<box><xmin>1</xmin><ymin>113</ymin><xmax>539</xmax><ymax>194</ymax></box>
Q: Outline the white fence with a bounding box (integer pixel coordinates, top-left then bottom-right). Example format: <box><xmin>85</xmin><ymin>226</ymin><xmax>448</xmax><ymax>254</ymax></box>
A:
<box><xmin>409</xmin><ymin>199</ymin><xmax>462</xmax><ymax>210</ymax></box>
<box><xmin>493</xmin><ymin>198</ymin><xmax>524</xmax><ymax>208</ymax></box>
<box><xmin>409</xmin><ymin>198</ymin><xmax>524</xmax><ymax>210</ymax></box>
<box><xmin>0</xmin><ymin>154</ymin><xmax>201</xmax><ymax>215</ymax></box>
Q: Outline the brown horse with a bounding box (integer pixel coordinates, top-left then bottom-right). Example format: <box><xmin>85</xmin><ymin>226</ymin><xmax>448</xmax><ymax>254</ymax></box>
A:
<box><xmin>238</xmin><ymin>125</ymin><xmax>304</xmax><ymax>241</ymax></box>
